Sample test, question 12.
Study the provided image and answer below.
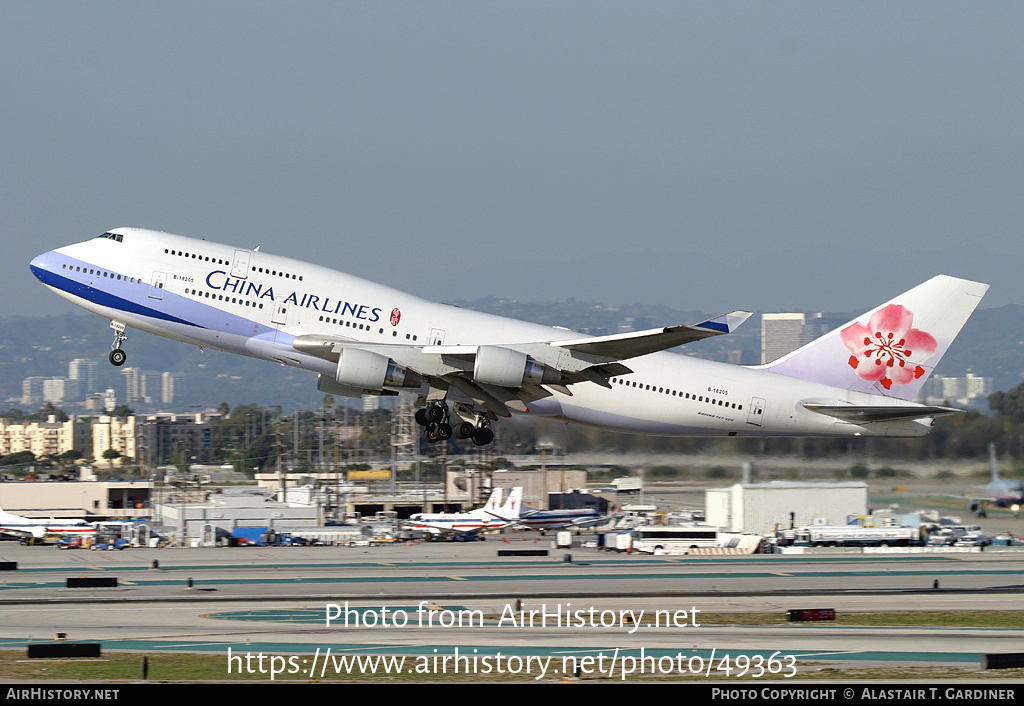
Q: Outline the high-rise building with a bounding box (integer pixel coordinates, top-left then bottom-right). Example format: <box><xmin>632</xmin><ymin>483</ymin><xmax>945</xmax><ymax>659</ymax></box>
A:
<box><xmin>760</xmin><ymin>313</ymin><xmax>805</xmax><ymax>364</ymax></box>
<box><xmin>121</xmin><ymin>367</ymin><xmax>143</xmax><ymax>404</ymax></box>
<box><xmin>801</xmin><ymin>312</ymin><xmax>849</xmax><ymax>345</ymax></box>
<box><xmin>760</xmin><ymin>312</ymin><xmax>851</xmax><ymax>364</ymax></box>
<box><xmin>103</xmin><ymin>388</ymin><xmax>117</xmax><ymax>412</ymax></box>
<box><xmin>43</xmin><ymin>377</ymin><xmax>80</xmax><ymax>404</ymax></box>
<box><xmin>161</xmin><ymin>372</ymin><xmax>177</xmax><ymax>405</ymax></box>
<box><xmin>20</xmin><ymin>377</ymin><xmax>47</xmax><ymax>407</ymax></box>
<box><xmin>68</xmin><ymin>359</ymin><xmax>98</xmax><ymax>395</ymax></box>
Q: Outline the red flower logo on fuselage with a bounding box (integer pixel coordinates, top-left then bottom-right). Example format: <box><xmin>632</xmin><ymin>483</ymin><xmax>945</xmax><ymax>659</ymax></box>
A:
<box><xmin>840</xmin><ymin>304</ymin><xmax>937</xmax><ymax>390</ymax></box>
<box><xmin>390</xmin><ymin>308</ymin><xmax>401</xmax><ymax>326</ymax></box>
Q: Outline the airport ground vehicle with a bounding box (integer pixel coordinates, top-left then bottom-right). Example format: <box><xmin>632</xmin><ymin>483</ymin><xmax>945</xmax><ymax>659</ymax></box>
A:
<box><xmin>600</xmin><ymin>524</ymin><xmax>719</xmax><ymax>553</ymax></box>
<box><xmin>953</xmin><ymin>534</ymin><xmax>991</xmax><ymax>547</ymax></box>
<box><xmin>344</xmin><ymin>537</ymin><xmax>401</xmax><ymax>547</ymax></box>
<box><xmin>991</xmin><ymin>533</ymin><xmax>1024</xmax><ymax>546</ymax></box>
<box><xmin>629</xmin><ymin>524</ymin><xmax>720</xmax><ymax>553</ymax></box>
<box><xmin>777</xmin><ymin>524</ymin><xmax>922</xmax><ymax>547</ymax></box>
<box><xmin>610</xmin><ymin>477</ymin><xmax>642</xmax><ymax>494</ymax></box>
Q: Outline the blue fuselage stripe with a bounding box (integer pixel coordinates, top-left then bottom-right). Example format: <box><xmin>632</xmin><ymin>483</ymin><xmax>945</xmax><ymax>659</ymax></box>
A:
<box><xmin>31</xmin><ymin>263</ymin><xmax>202</xmax><ymax>329</ymax></box>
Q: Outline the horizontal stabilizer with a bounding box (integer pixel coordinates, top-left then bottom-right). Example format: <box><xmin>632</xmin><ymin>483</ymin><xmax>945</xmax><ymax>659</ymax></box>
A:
<box><xmin>803</xmin><ymin>403</ymin><xmax>963</xmax><ymax>424</ymax></box>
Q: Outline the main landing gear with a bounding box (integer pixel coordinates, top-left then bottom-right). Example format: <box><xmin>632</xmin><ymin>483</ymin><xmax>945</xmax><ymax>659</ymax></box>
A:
<box><xmin>108</xmin><ymin>321</ymin><xmax>128</xmax><ymax>367</ymax></box>
<box><xmin>415</xmin><ymin>402</ymin><xmax>495</xmax><ymax>446</ymax></box>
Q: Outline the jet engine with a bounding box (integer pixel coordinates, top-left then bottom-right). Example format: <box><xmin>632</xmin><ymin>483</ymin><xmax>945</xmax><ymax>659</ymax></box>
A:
<box><xmin>336</xmin><ymin>348</ymin><xmax>421</xmax><ymax>391</ymax></box>
<box><xmin>472</xmin><ymin>345</ymin><xmax>561</xmax><ymax>388</ymax></box>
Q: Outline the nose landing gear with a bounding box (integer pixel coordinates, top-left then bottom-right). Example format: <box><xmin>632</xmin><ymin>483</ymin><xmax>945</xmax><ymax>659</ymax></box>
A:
<box><xmin>108</xmin><ymin>321</ymin><xmax>128</xmax><ymax>366</ymax></box>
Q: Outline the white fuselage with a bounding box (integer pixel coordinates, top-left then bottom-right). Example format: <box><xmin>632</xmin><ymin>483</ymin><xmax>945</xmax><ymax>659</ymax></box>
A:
<box><xmin>0</xmin><ymin>511</ymin><xmax>96</xmax><ymax>540</ymax></box>
<box><xmin>30</xmin><ymin>228</ymin><xmax>931</xmax><ymax>439</ymax></box>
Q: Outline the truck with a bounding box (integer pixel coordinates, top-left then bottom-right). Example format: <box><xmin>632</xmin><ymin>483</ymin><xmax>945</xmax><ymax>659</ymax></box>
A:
<box><xmin>610</xmin><ymin>477</ymin><xmax>642</xmax><ymax>494</ymax></box>
<box><xmin>777</xmin><ymin>524</ymin><xmax>922</xmax><ymax>547</ymax></box>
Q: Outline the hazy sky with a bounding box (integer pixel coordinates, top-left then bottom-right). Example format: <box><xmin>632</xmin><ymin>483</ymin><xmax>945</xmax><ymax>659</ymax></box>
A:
<box><xmin>5</xmin><ymin>2</ymin><xmax>1023</xmax><ymax>320</ymax></box>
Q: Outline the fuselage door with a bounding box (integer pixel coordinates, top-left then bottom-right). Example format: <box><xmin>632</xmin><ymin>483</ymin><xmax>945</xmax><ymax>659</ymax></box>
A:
<box><xmin>272</xmin><ymin>301</ymin><xmax>289</xmax><ymax>326</ymax></box>
<box><xmin>746</xmin><ymin>397</ymin><xmax>766</xmax><ymax>426</ymax></box>
<box><xmin>231</xmin><ymin>250</ymin><xmax>251</xmax><ymax>279</ymax></box>
<box><xmin>148</xmin><ymin>271</ymin><xmax>167</xmax><ymax>299</ymax></box>
<box><xmin>429</xmin><ymin>328</ymin><xmax>446</xmax><ymax>346</ymax></box>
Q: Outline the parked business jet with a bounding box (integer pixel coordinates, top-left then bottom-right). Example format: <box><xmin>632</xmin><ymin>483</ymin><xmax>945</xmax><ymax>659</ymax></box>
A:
<box><xmin>0</xmin><ymin>504</ymin><xmax>97</xmax><ymax>542</ymax></box>
<box><xmin>30</xmin><ymin>228</ymin><xmax>988</xmax><ymax>446</ymax></box>
<box><xmin>405</xmin><ymin>487</ymin><xmax>523</xmax><ymax>537</ymax></box>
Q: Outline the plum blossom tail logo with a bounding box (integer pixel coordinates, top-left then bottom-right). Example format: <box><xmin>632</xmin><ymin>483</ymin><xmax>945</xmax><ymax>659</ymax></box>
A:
<box><xmin>840</xmin><ymin>304</ymin><xmax>937</xmax><ymax>390</ymax></box>
<box><xmin>390</xmin><ymin>308</ymin><xmax>401</xmax><ymax>326</ymax></box>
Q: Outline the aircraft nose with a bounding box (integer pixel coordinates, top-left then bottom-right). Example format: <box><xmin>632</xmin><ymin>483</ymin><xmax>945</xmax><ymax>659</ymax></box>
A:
<box><xmin>29</xmin><ymin>252</ymin><xmax>50</xmax><ymax>281</ymax></box>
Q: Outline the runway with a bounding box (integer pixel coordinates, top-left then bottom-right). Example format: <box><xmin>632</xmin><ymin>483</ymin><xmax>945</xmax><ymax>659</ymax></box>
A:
<box><xmin>0</xmin><ymin>539</ymin><xmax>1021</xmax><ymax>679</ymax></box>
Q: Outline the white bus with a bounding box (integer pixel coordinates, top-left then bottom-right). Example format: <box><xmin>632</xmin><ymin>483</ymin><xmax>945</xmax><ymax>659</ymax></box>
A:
<box><xmin>629</xmin><ymin>524</ymin><xmax>719</xmax><ymax>554</ymax></box>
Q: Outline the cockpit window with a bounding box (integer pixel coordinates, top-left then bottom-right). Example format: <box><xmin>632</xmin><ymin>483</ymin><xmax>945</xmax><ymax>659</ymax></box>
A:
<box><xmin>96</xmin><ymin>232</ymin><xmax>124</xmax><ymax>242</ymax></box>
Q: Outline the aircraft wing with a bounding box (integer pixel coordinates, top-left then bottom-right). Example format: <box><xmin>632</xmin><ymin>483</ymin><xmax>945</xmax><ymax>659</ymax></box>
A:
<box><xmin>564</xmin><ymin>515</ymin><xmax>607</xmax><ymax>528</ymax></box>
<box><xmin>294</xmin><ymin>310</ymin><xmax>751</xmax><ymax>417</ymax></box>
<box><xmin>802</xmin><ymin>403</ymin><xmax>963</xmax><ymax>424</ymax></box>
<box><xmin>523</xmin><ymin>514</ymin><xmax>605</xmax><ymax>529</ymax></box>
<box><xmin>484</xmin><ymin>509</ymin><xmax>524</xmax><ymax>524</ymax></box>
<box><xmin>0</xmin><ymin>527</ymin><xmax>36</xmax><ymax>539</ymax></box>
<box><xmin>551</xmin><ymin>311</ymin><xmax>752</xmax><ymax>359</ymax></box>
<box><xmin>403</xmin><ymin>522</ymin><xmax>507</xmax><ymax>538</ymax></box>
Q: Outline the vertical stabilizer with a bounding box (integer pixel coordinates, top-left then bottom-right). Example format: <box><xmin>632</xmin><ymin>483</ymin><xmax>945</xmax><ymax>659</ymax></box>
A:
<box><xmin>761</xmin><ymin>275</ymin><xmax>988</xmax><ymax>401</ymax></box>
<box><xmin>480</xmin><ymin>488</ymin><xmax>503</xmax><ymax>515</ymax></box>
<box><xmin>497</xmin><ymin>487</ymin><xmax>523</xmax><ymax>520</ymax></box>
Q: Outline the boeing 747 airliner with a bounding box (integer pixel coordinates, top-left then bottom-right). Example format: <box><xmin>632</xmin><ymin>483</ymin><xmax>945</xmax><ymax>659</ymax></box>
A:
<box><xmin>30</xmin><ymin>228</ymin><xmax>988</xmax><ymax>446</ymax></box>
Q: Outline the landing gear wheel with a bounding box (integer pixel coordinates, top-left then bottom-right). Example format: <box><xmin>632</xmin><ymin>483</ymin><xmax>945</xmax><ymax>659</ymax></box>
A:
<box><xmin>425</xmin><ymin>404</ymin><xmax>446</xmax><ymax>424</ymax></box>
<box><xmin>471</xmin><ymin>427</ymin><xmax>494</xmax><ymax>446</ymax></box>
<box><xmin>415</xmin><ymin>408</ymin><xmax>430</xmax><ymax>427</ymax></box>
<box><xmin>109</xmin><ymin>349</ymin><xmax>127</xmax><ymax>366</ymax></box>
<box><xmin>453</xmin><ymin>421</ymin><xmax>475</xmax><ymax>440</ymax></box>
<box><xmin>435</xmin><ymin>423</ymin><xmax>453</xmax><ymax>440</ymax></box>
<box><xmin>424</xmin><ymin>426</ymin><xmax>440</xmax><ymax>443</ymax></box>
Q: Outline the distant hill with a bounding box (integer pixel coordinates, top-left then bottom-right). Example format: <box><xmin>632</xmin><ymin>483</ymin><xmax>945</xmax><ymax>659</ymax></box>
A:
<box><xmin>938</xmin><ymin>303</ymin><xmax>1024</xmax><ymax>392</ymax></box>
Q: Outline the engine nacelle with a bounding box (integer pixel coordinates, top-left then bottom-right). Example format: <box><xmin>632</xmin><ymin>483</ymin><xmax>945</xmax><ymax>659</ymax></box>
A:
<box><xmin>473</xmin><ymin>345</ymin><xmax>561</xmax><ymax>388</ymax></box>
<box><xmin>336</xmin><ymin>348</ymin><xmax>419</xmax><ymax>391</ymax></box>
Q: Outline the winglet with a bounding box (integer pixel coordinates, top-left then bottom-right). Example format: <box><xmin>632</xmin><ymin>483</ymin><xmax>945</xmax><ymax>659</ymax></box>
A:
<box><xmin>693</xmin><ymin>310</ymin><xmax>753</xmax><ymax>334</ymax></box>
